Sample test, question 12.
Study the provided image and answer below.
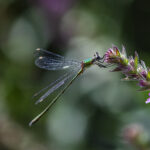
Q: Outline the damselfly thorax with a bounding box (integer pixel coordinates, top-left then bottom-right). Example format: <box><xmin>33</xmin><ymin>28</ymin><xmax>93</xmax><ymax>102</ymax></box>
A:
<box><xmin>81</xmin><ymin>52</ymin><xmax>106</xmax><ymax>72</ymax></box>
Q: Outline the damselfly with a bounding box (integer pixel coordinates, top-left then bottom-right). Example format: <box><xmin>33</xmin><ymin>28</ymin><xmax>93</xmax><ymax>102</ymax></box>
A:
<box><xmin>29</xmin><ymin>48</ymin><xmax>106</xmax><ymax>126</ymax></box>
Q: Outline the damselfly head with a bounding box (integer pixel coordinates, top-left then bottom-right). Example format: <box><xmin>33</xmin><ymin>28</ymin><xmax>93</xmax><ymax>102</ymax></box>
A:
<box><xmin>93</xmin><ymin>52</ymin><xmax>107</xmax><ymax>68</ymax></box>
<box><xmin>93</xmin><ymin>52</ymin><xmax>103</xmax><ymax>62</ymax></box>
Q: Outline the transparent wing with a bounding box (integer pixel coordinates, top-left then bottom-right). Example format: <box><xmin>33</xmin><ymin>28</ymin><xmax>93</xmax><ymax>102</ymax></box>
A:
<box><xmin>35</xmin><ymin>48</ymin><xmax>81</xmax><ymax>70</ymax></box>
<box><xmin>35</xmin><ymin>72</ymin><xmax>71</xmax><ymax>104</ymax></box>
<box><xmin>33</xmin><ymin>73</ymin><xmax>69</xmax><ymax>98</ymax></box>
<box><xmin>34</xmin><ymin>67</ymin><xmax>81</xmax><ymax>105</ymax></box>
<box><xmin>35</xmin><ymin>48</ymin><xmax>65</xmax><ymax>60</ymax></box>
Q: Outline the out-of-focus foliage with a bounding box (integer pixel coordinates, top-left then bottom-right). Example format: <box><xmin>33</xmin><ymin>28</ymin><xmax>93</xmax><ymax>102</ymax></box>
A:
<box><xmin>0</xmin><ymin>0</ymin><xmax>150</xmax><ymax>150</ymax></box>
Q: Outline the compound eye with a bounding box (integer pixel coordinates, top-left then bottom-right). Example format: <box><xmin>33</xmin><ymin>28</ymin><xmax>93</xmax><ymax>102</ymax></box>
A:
<box><xmin>95</xmin><ymin>52</ymin><xmax>100</xmax><ymax>60</ymax></box>
<box><xmin>96</xmin><ymin>52</ymin><xmax>99</xmax><ymax>56</ymax></box>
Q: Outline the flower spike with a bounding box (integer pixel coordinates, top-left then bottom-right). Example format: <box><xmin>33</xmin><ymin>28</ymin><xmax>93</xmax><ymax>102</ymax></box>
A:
<box><xmin>104</xmin><ymin>46</ymin><xmax>150</xmax><ymax>103</ymax></box>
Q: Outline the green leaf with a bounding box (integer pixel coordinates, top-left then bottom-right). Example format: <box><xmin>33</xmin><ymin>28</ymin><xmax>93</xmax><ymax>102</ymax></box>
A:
<box><xmin>147</xmin><ymin>71</ymin><xmax>150</xmax><ymax>81</ymax></box>
<box><xmin>134</xmin><ymin>51</ymin><xmax>139</xmax><ymax>71</ymax></box>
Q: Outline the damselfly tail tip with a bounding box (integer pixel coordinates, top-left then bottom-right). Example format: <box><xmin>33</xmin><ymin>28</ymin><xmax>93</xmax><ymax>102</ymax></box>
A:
<box><xmin>29</xmin><ymin>120</ymin><xmax>33</xmax><ymax>127</ymax></box>
<box><xmin>29</xmin><ymin>117</ymin><xmax>38</xmax><ymax>127</ymax></box>
<box><xmin>29</xmin><ymin>114</ymin><xmax>42</xmax><ymax>127</ymax></box>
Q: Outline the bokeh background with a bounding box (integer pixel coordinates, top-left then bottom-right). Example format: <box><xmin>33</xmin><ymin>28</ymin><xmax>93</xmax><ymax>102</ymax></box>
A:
<box><xmin>0</xmin><ymin>0</ymin><xmax>150</xmax><ymax>150</ymax></box>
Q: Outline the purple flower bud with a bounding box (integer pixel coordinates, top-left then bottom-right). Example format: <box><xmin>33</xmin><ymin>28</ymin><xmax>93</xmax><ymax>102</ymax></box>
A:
<box><xmin>104</xmin><ymin>47</ymin><xmax>121</xmax><ymax>64</ymax></box>
<box><xmin>145</xmin><ymin>93</ymin><xmax>150</xmax><ymax>104</ymax></box>
<box><xmin>139</xmin><ymin>80</ymin><xmax>148</xmax><ymax>87</ymax></box>
<box><xmin>141</xmin><ymin>71</ymin><xmax>147</xmax><ymax>78</ymax></box>
<box><xmin>145</xmin><ymin>97</ymin><xmax>150</xmax><ymax>104</ymax></box>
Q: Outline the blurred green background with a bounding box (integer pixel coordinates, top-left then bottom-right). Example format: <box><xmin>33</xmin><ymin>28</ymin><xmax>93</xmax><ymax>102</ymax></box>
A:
<box><xmin>0</xmin><ymin>0</ymin><xmax>150</xmax><ymax>150</ymax></box>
